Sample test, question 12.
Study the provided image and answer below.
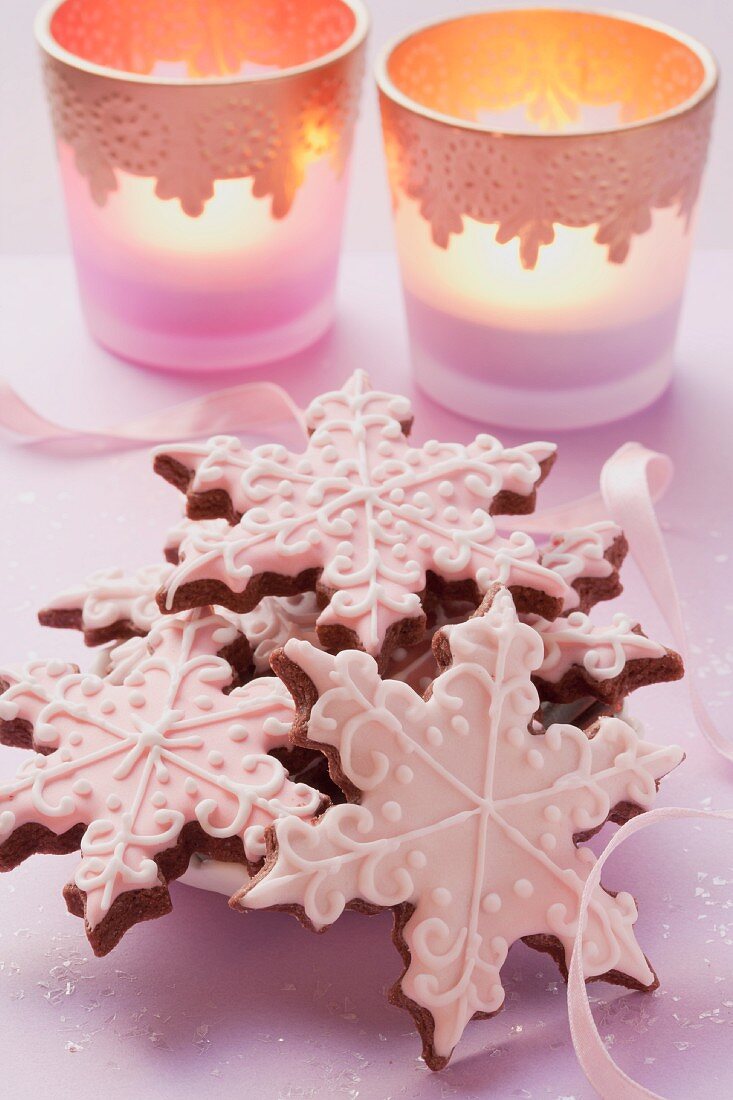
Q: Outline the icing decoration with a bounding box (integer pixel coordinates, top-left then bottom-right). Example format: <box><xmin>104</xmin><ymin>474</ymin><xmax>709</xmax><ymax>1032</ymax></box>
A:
<box><xmin>40</xmin><ymin>564</ymin><xmax>173</xmax><ymax>642</ymax></box>
<box><xmin>540</xmin><ymin>522</ymin><xmax>625</xmax><ymax>612</ymax></box>
<box><xmin>0</xmin><ymin>660</ymin><xmax>79</xmax><ymax>749</ymax></box>
<box><xmin>42</xmin><ymin>561</ymin><xmax>322</xmax><ymax>676</ymax></box>
<box><xmin>388</xmin><ymin>604</ymin><xmax>679</xmax><ymax>706</ymax></box>
<box><xmin>533</xmin><ymin>612</ymin><xmax>671</xmax><ymax>685</ymax></box>
<box><xmin>164</xmin><ymin>515</ymin><xmax>231</xmax><ymax>563</ymax></box>
<box><xmin>237</xmin><ymin>593</ymin><xmax>321</xmax><ymax>674</ymax></box>
<box><xmin>236</xmin><ymin>587</ymin><xmax>684</xmax><ymax>1069</ymax></box>
<box><xmin>156</xmin><ymin>371</ymin><xmax>566</xmax><ymax>657</ymax></box>
<box><xmin>0</xmin><ymin>608</ymin><xmax>322</xmax><ymax>952</ymax></box>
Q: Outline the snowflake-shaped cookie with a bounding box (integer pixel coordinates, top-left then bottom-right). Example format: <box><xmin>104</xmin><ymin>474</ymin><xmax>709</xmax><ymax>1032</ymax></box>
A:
<box><xmin>531</xmin><ymin>611</ymin><xmax>683</xmax><ymax>704</ymax></box>
<box><xmin>539</xmin><ymin>522</ymin><xmax>627</xmax><ymax>613</ymax></box>
<box><xmin>387</xmin><ymin>603</ymin><xmax>681</xmax><ymax>709</ymax></box>
<box><xmin>40</xmin><ymin>563</ymin><xmax>321</xmax><ymax>675</ymax></box>
<box><xmin>154</xmin><ymin>371</ymin><xmax>568</xmax><ymax>666</ymax></box>
<box><xmin>39</xmin><ymin>564</ymin><xmax>174</xmax><ymax>646</ymax></box>
<box><xmin>0</xmin><ymin>660</ymin><xmax>79</xmax><ymax>749</ymax></box>
<box><xmin>236</xmin><ymin>588</ymin><xmax>683</xmax><ymax>1070</ymax></box>
<box><xmin>0</xmin><ymin>609</ymin><xmax>323</xmax><ymax>955</ymax></box>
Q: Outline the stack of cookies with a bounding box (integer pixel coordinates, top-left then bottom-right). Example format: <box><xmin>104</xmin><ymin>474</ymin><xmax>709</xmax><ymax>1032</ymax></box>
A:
<box><xmin>0</xmin><ymin>372</ymin><xmax>684</xmax><ymax>1070</ymax></box>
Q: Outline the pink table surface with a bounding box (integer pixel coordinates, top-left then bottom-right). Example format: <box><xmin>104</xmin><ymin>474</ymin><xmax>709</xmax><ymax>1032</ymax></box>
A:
<box><xmin>0</xmin><ymin>252</ymin><xmax>731</xmax><ymax>1100</ymax></box>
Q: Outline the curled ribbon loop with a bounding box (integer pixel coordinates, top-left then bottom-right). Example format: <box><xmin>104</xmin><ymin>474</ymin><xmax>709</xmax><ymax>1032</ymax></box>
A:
<box><xmin>569</xmin><ymin>807</ymin><xmax>733</xmax><ymax>1099</ymax></box>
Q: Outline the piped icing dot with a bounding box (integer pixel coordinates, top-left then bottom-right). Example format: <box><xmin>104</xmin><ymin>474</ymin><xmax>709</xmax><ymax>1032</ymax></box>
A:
<box><xmin>80</xmin><ymin>676</ymin><xmax>102</xmax><ymax>697</ymax></box>
<box><xmin>68</xmin><ymin>732</ymin><xmax>83</xmax><ymax>747</ymax></box>
<box><xmin>390</xmin><ymin>488</ymin><xmax>405</xmax><ymax>503</ymax></box>
<box><xmin>208</xmin><ymin>751</ymin><xmax>225</xmax><ymax>768</ymax></box>
<box><xmin>152</xmin><ymin>792</ymin><xmax>167</xmax><ymax>808</ymax></box>
<box><xmin>451</xmin><ymin>716</ymin><xmax>469</xmax><ymax>736</ymax></box>
<box><xmin>491</xmin><ymin>935</ymin><xmax>508</xmax><ymax>957</ymax></box>
<box><xmin>381</xmin><ymin>801</ymin><xmax>402</xmax><ymax>823</ymax></box>
<box><xmin>195</xmin><ymin>695</ymin><xmax>214</xmax><ymax>712</ymax></box>
<box><xmin>513</xmin><ymin>879</ymin><xmax>534</xmax><ymax>898</ymax></box>
<box><xmin>482</xmin><ymin>892</ymin><xmax>502</xmax><ymax>913</ymax></box>
<box><xmin>72</xmin><ymin>780</ymin><xmax>92</xmax><ymax>797</ymax></box>
<box><xmin>416</xmin><ymin>534</ymin><xmax>431</xmax><ymax>550</ymax></box>
<box><xmin>544</xmin><ymin>804</ymin><xmax>562</xmax><ymax>822</ymax></box>
<box><xmin>47</xmin><ymin>660</ymin><xmax>68</xmax><ymax>677</ymax></box>
<box><xmin>438</xmin><ymin>481</ymin><xmax>454</xmax><ymax>498</ymax></box>
<box><xmin>106</xmin><ymin>794</ymin><xmax>122</xmax><ymax>811</ymax></box>
<box><xmin>431</xmin><ymin>887</ymin><xmax>451</xmax><ymax>907</ymax></box>
<box><xmin>426</xmin><ymin>726</ymin><xmax>443</xmax><ymax>747</ymax></box>
<box><xmin>526</xmin><ymin>749</ymin><xmax>544</xmax><ymax>769</ymax></box>
<box><xmin>407</xmin><ymin>849</ymin><xmax>426</xmax><ymax>869</ymax></box>
<box><xmin>395</xmin><ymin>765</ymin><xmax>413</xmax><ymax>785</ymax></box>
<box><xmin>228</xmin><ymin>724</ymin><xmax>248</xmax><ymax>742</ymax></box>
<box><xmin>184</xmin><ymin>778</ymin><xmax>198</xmax><ymax>796</ymax></box>
<box><xmin>443</xmin><ymin>506</ymin><xmax>459</xmax><ymax>524</ymax></box>
<box><xmin>540</xmin><ymin>832</ymin><xmax>557</xmax><ymax>852</ymax></box>
<box><xmin>128</xmin><ymin>690</ymin><xmax>146</xmax><ymax>709</ymax></box>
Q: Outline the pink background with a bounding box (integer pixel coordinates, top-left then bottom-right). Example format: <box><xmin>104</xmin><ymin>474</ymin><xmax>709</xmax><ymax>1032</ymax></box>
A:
<box><xmin>0</xmin><ymin>252</ymin><xmax>731</xmax><ymax>1098</ymax></box>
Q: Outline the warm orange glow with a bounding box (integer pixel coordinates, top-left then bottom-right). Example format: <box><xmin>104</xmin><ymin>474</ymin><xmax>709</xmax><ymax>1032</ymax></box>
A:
<box><xmin>112</xmin><ymin>176</ymin><xmax>278</xmax><ymax>257</ymax></box>
<box><xmin>50</xmin><ymin>0</ymin><xmax>357</xmax><ymax>78</ymax></box>
<box><xmin>395</xmin><ymin>201</ymin><xmax>694</xmax><ymax>330</ymax></box>
<box><xmin>387</xmin><ymin>10</ymin><xmax>707</xmax><ymax>133</ymax></box>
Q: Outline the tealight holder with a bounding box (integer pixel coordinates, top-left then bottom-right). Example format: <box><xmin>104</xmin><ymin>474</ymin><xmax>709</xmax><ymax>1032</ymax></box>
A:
<box><xmin>36</xmin><ymin>0</ymin><xmax>368</xmax><ymax>372</ymax></box>
<box><xmin>378</xmin><ymin>9</ymin><xmax>717</xmax><ymax>429</ymax></box>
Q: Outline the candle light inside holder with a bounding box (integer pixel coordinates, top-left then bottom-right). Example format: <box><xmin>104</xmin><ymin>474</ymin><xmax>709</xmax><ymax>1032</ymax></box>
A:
<box><xmin>36</xmin><ymin>0</ymin><xmax>368</xmax><ymax>372</ymax></box>
<box><xmin>378</xmin><ymin>10</ymin><xmax>717</xmax><ymax>429</ymax></box>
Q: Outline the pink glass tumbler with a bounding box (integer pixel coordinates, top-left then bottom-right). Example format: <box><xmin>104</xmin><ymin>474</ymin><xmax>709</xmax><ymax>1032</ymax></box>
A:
<box><xmin>36</xmin><ymin>0</ymin><xmax>369</xmax><ymax>372</ymax></box>
<box><xmin>378</xmin><ymin>10</ymin><xmax>717</xmax><ymax>429</ymax></box>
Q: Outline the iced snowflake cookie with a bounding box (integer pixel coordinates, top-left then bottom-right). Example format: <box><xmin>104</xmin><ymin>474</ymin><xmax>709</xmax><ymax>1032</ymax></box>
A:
<box><xmin>0</xmin><ymin>660</ymin><xmax>78</xmax><ymax>749</ymax></box>
<box><xmin>154</xmin><ymin>371</ymin><xmax>569</xmax><ymax>669</ymax></box>
<box><xmin>39</xmin><ymin>564</ymin><xmax>175</xmax><ymax>646</ymax></box>
<box><xmin>235</xmin><ymin>587</ymin><xmax>684</xmax><ymax>1071</ymax></box>
<box><xmin>529</xmin><ymin>611</ymin><xmax>683</xmax><ymax>705</ymax></box>
<box><xmin>386</xmin><ymin>602</ymin><xmax>682</xmax><ymax>709</ymax></box>
<box><xmin>40</xmin><ymin>562</ymin><xmax>321</xmax><ymax>677</ymax></box>
<box><xmin>540</xmin><ymin>521</ymin><xmax>628</xmax><ymax>614</ymax></box>
<box><xmin>0</xmin><ymin>609</ymin><xmax>324</xmax><ymax>955</ymax></box>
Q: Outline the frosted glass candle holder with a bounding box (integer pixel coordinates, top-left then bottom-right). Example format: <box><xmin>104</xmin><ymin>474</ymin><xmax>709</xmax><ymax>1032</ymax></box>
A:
<box><xmin>36</xmin><ymin>0</ymin><xmax>368</xmax><ymax>372</ymax></box>
<box><xmin>377</xmin><ymin>9</ymin><xmax>717</xmax><ymax>429</ymax></box>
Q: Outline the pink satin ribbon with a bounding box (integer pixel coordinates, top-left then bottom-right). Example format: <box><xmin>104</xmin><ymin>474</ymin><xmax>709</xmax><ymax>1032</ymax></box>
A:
<box><xmin>1</xmin><ymin>375</ymin><xmax>730</xmax><ymax>1096</ymax></box>
<box><xmin>569</xmin><ymin>807</ymin><xmax>733</xmax><ymax>1099</ymax></box>
<box><xmin>0</xmin><ymin>377</ymin><xmax>306</xmax><ymax>453</ymax></box>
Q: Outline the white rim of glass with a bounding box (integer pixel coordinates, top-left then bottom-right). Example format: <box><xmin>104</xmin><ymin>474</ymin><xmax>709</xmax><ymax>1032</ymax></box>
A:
<box><xmin>376</xmin><ymin>7</ymin><xmax>718</xmax><ymax>138</ymax></box>
<box><xmin>36</xmin><ymin>0</ymin><xmax>370</xmax><ymax>85</ymax></box>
